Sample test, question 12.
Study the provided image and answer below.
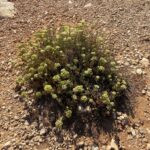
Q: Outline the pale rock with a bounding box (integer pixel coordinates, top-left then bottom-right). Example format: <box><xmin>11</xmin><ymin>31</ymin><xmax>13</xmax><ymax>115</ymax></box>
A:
<box><xmin>147</xmin><ymin>143</ymin><xmax>150</xmax><ymax>150</ymax></box>
<box><xmin>106</xmin><ymin>138</ymin><xmax>119</xmax><ymax>150</ymax></box>
<box><xmin>84</xmin><ymin>3</ymin><xmax>92</xmax><ymax>8</ymax></box>
<box><xmin>40</xmin><ymin>128</ymin><xmax>47</xmax><ymax>136</ymax></box>
<box><xmin>130</xmin><ymin>127</ymin><xmax>136</xmax><ymax>137</ymax></box>
<box><xmin>140</xmin><ymin>58</ymin><xmax>149</xmax><ymax>68</ymax></box>
<box><xmin>14</xmin><ymin>115</ymin><xmax>19</xmax><ymax>120</ymax></box>
<box><xmin>142</xmin><ymin>89</ymin><xmax>146</xmax><ymax>94</ymax></box>
<box><xmin>73</xmin><ymin>134</ymin><xmax>78</xmax><ymax>139</ymax></box>
<box><xmin>2</xmin><ymin>141</ymin><xmax>11</xmax><ymax>149</ymax></box>
<box><xmin>147</xmin><ymin>91</ymin><xmax>150</xmax><ymax>97</ymax></box>
<box><xmin>136</xmin><ymin>68</ymin><xmax>143</xmax><ymax>75</ymax></box>
<box><xmin>24</xmin><ymin>120</ymin><xmax>29</xmax><ymax>126</ymax></box>
<box><xmin>0</xmin><ymin>0</ymin><xmax>16</xmax><ymax>18</ymax></box>
<box><xmin>77</xmin><ymin>141</ymin><xmax>84</xmax><ymax>147</ymax></box>
<box><xmin>14</xmin><ymin>94</ymin><xmax>19</xmax><ymax>99</ymax></box>
<box><xmin>92</xmin><ymin>145</ymin><xmax>99</xmax><ymax>150</ymax></box>
<box><xmin>68</xmin><ymin>0</ymin><xmax>73</xmax><ymax>4</ymax></box>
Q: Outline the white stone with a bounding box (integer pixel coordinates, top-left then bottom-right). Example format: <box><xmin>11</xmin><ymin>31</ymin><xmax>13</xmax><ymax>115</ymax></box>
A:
<box><xmin>130</xmin><ymin>127</ymin><xmax>136</xmax><ymax>137</ymax></box>
<box><xmin>142</xmin><ymin>89</ymin><xmax>146</xmax><ymax>94</ymax></box>
<box><xmin>40</xmin><ymin>128</ymin><xmax>47</xmax><ymax>135</ymax></box>
<box><xmin>106</xmin><ymin>138</ymin><xmax>119</xmax><ymax>150</ymax></box>
<box><xmin>136</xmin><ymin>68</ymin><xmax>143</xmax><ymax>75</ymax></box>
<box><xmin>84</xmin><ymin>3</ymin><xmax>92</xmax><ymax>8</ymax></box>
<box><xmin>77</xmin><ymin>141</ymin><xmax>84</xmax><ymax>146</ymax></box>
<box><xmin>68</xmin><ymin>0</ymin><xmax>73</xmax><ymax>4</ymax></box>
<box><xmin>3</xmin><ymin>141</ymin><xmax>11</xmax><ymax>149</ymax></box>
<box><xmin>147</xmin><ymin>143</ymin><xmax>150</xmax><ymax>150</ymax></box>
<box><xmin>140</xmin><ymin>58</ymin><xmax>149</xmax><ymax>67</ymax></box>
<box><xmin>92</xmin><ymin>146</ymin><xmax>99</xmax><ymax>150</ymax></box>
<box><xmin>0</xmin><ymin>0</ymin><xmax>16</xmax><ymax>18</ymax></box>
<box><xmin>147</xmin><ymin>91</ymin><xmax>150</xmax><ymax>97</ymax></box>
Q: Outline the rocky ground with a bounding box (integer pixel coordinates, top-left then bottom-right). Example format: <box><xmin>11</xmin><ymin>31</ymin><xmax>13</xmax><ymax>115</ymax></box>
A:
<box><xmin>0</xmin><ymin>0</ymin><xmax>150</xmax><ymax>150</ymax></box>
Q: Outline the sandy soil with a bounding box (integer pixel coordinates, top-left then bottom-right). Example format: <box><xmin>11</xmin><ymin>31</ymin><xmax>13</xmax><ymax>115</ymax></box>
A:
<box><xmin>0</xmin><ymin>0</ymin><xmax>150</xmax><ymax>150</ymax></box>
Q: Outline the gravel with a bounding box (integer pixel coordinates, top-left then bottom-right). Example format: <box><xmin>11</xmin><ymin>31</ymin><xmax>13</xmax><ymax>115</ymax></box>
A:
<box><xmin>0</xmin><ymin>0</ymin><xmax>150</xmax><ymax>149</ymax></box>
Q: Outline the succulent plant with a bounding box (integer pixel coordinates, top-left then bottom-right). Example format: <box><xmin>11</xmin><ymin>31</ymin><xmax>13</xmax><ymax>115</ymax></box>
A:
<box><xmin>73</xmin><ymin>85</ymin><xmax>84</xmax><ymax>93</ymax></box>
<box><xmin>65</xmin><ymin>107</ymin><xmax>72</xmax><ymax>118</ymax></box>
<box><xmin>83</xmin><ymin>68</ymin><xmax>93</xmax><ymax>77</ymax></box>
<box><xmin>55</xmin><ymin>117</ymin><xmax>63</xmax><ymax>129</ymax></box>
<box><xmin>60</xmin><ymin>69</ymin><xmax>70</xmax><ymax>79</ymax></box>
<box><xmin>53</xmin><ymin>75</ymin><xmax>61</xmax><ymax>82</ymax></box>
<box><xmin>18</xmin><ymin>21</ymin><xmax>128</xmax><ymax>128</ymax></box>
<box><xmin>44</xmin><ymin>85</ymin><xmax>53</xmax><ymax>93</ymax></box>
<box><xmin>80</xmin><ymin>95</ymin><xmax>88</xmax><ymax>102</ymax></box>
<box><xmin>35</xmin><ymin>92</ymin><xmax>42</xmax><ymax>98</ymax></box>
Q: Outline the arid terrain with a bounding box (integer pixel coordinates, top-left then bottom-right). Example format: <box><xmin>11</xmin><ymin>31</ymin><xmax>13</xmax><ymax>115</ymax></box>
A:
<box><xmin>0</xmin><ymin>0</ymin><xmax>150</xmax><ymax>150</ymax></box>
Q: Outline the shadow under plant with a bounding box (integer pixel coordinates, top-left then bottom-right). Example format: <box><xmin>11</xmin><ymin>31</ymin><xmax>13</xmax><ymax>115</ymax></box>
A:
<box><xmin>15</xmin><ymin>22</ymin><xmax>137</xmax><ymax>147</ymax></box>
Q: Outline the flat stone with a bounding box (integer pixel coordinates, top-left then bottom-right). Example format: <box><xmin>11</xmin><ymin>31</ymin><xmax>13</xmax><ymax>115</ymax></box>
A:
<box><xmin>14</xmin><ymin>94</ymin><xmax>19</xmax><ymax>99</ymax></box>
<box><xmin>84</xmin><ymin>3</ymin><xmax>92</xmax><ymax>8</ymax></box>
<box><xmin>106</xmin><ymin>138</ymin><xmax>119</xmax><ymax>150</ymax></box>
<box><xmin>142</xmin><ymin>138</ymin><xmax>148</xmax><ymax>143</ymax></box>
<box><xmin>0</xmin><ymin>0</ymin><xmax>16</xmax><ymax>18</ymax></box>
<box><xmin>140</xmin><ymin>58</ymin><xmax>149</xmax><ymax>68</ymax></box>
<box><xmin>147</xmin><ymin>143</ymin><xmax>150</xmax><ymax>150</ymax></box>
<box><xmin>40</xmin><ymin>128</ymin><xmax>47</xmax><ymax>136</ymax></box>
<box><xmin>147</xmin><ymin>91</ymin><xmax>150</xmax><ymax>97</ymax></box>
<box><xmin>130</xmin><ymin>127</ymin><xmax>136</xmax><ymax>137</ymax></box>
<box><xmin>77</xmin><ymin>141</ymin><xmax>84</xmax><ymax>147</ymax></box>
<box><xmin>2</xmin><ymin>141</ymin><xmax>11</xmax><ymax>149</ymax></box>
<box><xmin>136</xmin><ymin>68</ymin><xmax>143</xmax><ymax>75</ymax></box>
<box><xmin>73</xmin><ymin>134</ymin><xmax>78</xmax><ymax>139</ymax></box>
<box><xmin>142</xmin><ymin>89</ymin><xmax>146</xmax><ymax>94</ymax></box>
<box><xmin>68</xmin><ymin>0</ymin><xmax>73</xmax><ymax>4</ymax></box>
<box><xmin>92</xmin><ymin>145</ymin><xmax>99</xmax><ymax>150</ymax></box>
<box><xmin>14</xmin><ymin>115</ymin><xmax>19</xmax><ymax>120</ymax></box>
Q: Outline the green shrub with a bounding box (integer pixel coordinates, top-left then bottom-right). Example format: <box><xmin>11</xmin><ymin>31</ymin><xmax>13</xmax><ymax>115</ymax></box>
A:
<box><xmin>18</xmin><ymin>21</ymin><xmax>127</xmax><ymax>128</ymax></box>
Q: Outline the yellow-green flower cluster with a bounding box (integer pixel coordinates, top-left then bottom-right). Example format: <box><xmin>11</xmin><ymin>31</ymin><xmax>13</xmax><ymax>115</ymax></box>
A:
<box><xmin>18</xmin><ymin>21</ymin><xmax>128</xmax><ymax>129</ymax></box>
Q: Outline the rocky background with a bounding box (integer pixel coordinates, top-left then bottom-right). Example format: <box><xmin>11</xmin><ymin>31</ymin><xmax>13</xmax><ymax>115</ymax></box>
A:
<box><xmin>0</xmin><ymin>0</ymin><xmax>150</xmax><ymax>150</ymax></box>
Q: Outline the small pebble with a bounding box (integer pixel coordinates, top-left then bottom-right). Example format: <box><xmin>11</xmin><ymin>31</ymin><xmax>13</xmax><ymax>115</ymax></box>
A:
<box><xmin>136</xmin><ymin>68</ymin><xmax>143</xmax><ymax>75</ymax></box>
<box><xmin>84</xmin><ymin>3</ymin><xmax>92</xmax><ymax>8</ymax></box>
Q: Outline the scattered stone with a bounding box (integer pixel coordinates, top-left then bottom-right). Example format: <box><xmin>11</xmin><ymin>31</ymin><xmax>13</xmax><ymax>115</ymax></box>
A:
<box><xmin>130</xmin><ymin>127</ymin><xmax>136</xmax><ymax>137</ymax></box>
<box><xmin>140</xmin><ymin>58</ymin><xmax>149</xmax><ymax>67</ymax></box>
<box><xmin>40</xmin><ymin>128</ymin><xmax>47</xmax><ymax>136</ymax></box>
<box><xmin>2</xmin><ymin>141</ymin><xmax>11</xmax><ymax>149</ymax></box>
<box><xmin>101</xmin><ymin>146</ymin><xmax>107</xmax><ymax>150</ymax></box>
<box><xmin>142</xmin><ymin>138</ymin><xmax>148</xmax><ymax>143</ymax></box>
<box><xmin>142</xmin><ymin>89</ymin><xmax>146</xmax><ymax>94</ymax></box>
<box><xmin>73</xmin><ymin>134</ymin><xmax>78</xmax><ymax>139</ymax></box>
<box><xmin>147</xmin><ymin>91</ymin><xmax>150</xmax><ymax>97</ymax></box>
<box><xmin>147</xmin><ymin>143</ymin><xmax>150</xmax><ymax>150</ymax></box>
<box><xmin>2</xmin><ymin>106</ymin><xmax>6</xmax><ymax>109</ymax></box>
<box><xmin>24</xmin><ymin>120</ymin><xmax>29</xmax><ymax>126</ymax></box>
<box><xmin>117</xmin><ymin>113</ymin><xmax>129</xmax><ymax>126</ymax></box>
<box><xmin>118</xmin><ymin>113</ymin><xmax>128</xmax><ymax>121</ymax></box>
<box><xmin>124</xmin><ymin>62</ymin><xmax>130</xmax><ymax>66</ymax></box>
<box><xmin>0</xmin><ymin>0</ymin><xmax>16</xmax><ymax>18</ymax></box>
<box><xmin>92</xmin><ymin>145</ymin><xmax>99</xmax><ymax>150</ymax></box>
<box><xmin>14</xmin><ymin>115</ymin><xmax>19</xmax><ymax>120</ymax></box>
<box><xmin>14</xmin><ymin>94</ymin><xmax>19</xmax><ymax>99</ymax></box>
<box><xmin>33</xmin><ymin>136</ymin><xmax>42</xmax><ymax>142</ymax></box>
<box><xmin>106</xmin><ymin>138</ymin><xmax>119</xmax><ymax>150</ymax></box>
<box><xmin>77</xmin><ymin>141</ymin><xmax>84</xmax><ymax>147</ymax></box>
<box><xmin>136</xmin><ymin>68</ymin><xmax>143</xmax><ymax>75</ymax></box>
<box><xmin>84</xmin><ymin>3</ymin><xmax>92</xmax><ymax>8</ymax></box>
<box><xmin>68</xmin><ymin>0</ymin><xmax>73</xmax><ymax>4</ymax></box>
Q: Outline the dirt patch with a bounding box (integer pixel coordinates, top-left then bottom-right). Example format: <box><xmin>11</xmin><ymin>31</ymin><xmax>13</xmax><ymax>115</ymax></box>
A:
<box><xmin>0</xmin><ymin>0</ymin><xmax>150</xmax><ymax>150</ymax></box>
